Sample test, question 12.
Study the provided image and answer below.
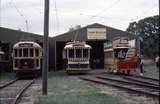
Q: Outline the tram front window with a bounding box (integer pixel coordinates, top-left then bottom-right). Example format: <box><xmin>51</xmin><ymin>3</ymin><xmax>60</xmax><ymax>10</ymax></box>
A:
<box><xmin>30</xmin><ymin>48</ymin><xmax>33</xmax><ymax>57</ymax></box>
<box><xmin>114</xmin><ymin>48</ymin><xmax>128</xmax><ymax>59</ymax></box>
<box><xmin>23</xmin><ymin>48</ymin><xmax>28</xmax><ymax>57</ymax></box>
<box><xmin>19</xmin><ymin>48</ymin><xmax>22</xmax><ymax>57</ymax></box>
<box><xmin>76</xmin><ymin>49</ymin><xmax>82</xmax><ymax>58</ymax></box>
<box><xmin>14</xmin><ymin>49</ymin><xmax>18</xmax><ymax>57</ymax></box>
<box><xmin>83</xmin><ymin>49</ymin><xmax>88</xmax><ymax>58</ymax></box>
<box><xmin>69</xmin><ymin>49</ymin><xmax>74</xmax><ymax>58</ymax></box>
<box><xmin>35</xmin><ymin>49</ymin><xmax>39</xmax><ymax>57</ymax></box>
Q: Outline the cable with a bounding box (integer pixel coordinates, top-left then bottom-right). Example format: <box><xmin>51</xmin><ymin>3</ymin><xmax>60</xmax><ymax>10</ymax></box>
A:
<box><xmin>9</xmin><ymin>0</ymin><xmax>29</xmax><ymax>32</ymax></box>
<box><xmin>55</xmin><ymin>0</ymin><xmax>60</xmax><ymax>35</ymax></box>
<box><xmin>92</xmin><ymin>0</ymin><xmax>120</xmax><ymax>17</ymax></box>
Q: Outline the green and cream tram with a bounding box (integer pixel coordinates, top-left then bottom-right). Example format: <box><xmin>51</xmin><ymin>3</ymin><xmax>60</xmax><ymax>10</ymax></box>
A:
<box><xmin>63</xmin><ymin>41</ymin><xmax>91</xmax><ymax>74</ymax></box>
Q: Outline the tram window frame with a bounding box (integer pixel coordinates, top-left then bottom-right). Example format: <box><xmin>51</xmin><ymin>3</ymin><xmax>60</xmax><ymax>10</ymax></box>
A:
<box><xmin>107</xmin><ymin>51</ymin><xmax>113</xmax><ymax>58</ymax></box>
<box><xmin>69</xmin><ymin>49</ymin><xmax>74</xmax><ymax>58</ymax></box>
<box><xmin>30</xmin><ymin>48</ymin><xmax>34</xmax><ymax>57</ymax></box>
<box><xmin>83</xmin><ymin>49</ymin><xmax>88</xmax><ymax>58</ymax></box>
<box><xmin>36</xmin><ymin>59</ymin><xmax>39</xmax><ymax>67</ymax></box>
<box><xmin>23</xmin><ymin>48</ymin><xmax>28</xmax><ymax>57</ymax></box>
<box><xmin>19</xmin><ymin>48</ymin><xmax>22</xmax><ymax>57</ymax></box>
<box><xmin>76</xmin><ymin>49</ymin><xmax>82</xmax><ymax>58</ymax></box>
<box><xmin>35</xmin><ymin>48</ymin><xmax>39</xmax><ymax>57</ymax></box>
<box><xmin>14</xmin><ymin>49</ymin><xmax>18</xmax><ymax>57</ymax></box>
<box><xmin>15</xmin><ymin>59</ymin><xmax>18</xmax><ymax>67</ymax></box>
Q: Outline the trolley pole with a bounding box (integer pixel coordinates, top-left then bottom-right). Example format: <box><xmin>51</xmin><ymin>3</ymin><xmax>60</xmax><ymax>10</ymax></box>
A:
<box><xmin>42</xmin><ymin>0</ymin><xmax>50</xmax><ymax>95</ymax></box>
<box><xmin>136</xmin><ymin>37</ymin><xmax>141</xmax><ymax>57</ymax></box>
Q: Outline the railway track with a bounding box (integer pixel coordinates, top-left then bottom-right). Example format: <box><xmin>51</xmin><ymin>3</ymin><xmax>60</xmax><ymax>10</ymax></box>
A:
<box><xmin>79</xmin><ymin>75</ymin><xmax>159</xmax><ymax>98</ymax></box>
<box><xmin>0</xmin><ymin>79</ymin><xmax>34</xmax><ymax>104</ymax></box>
<box><xmin>97</xmin><ymin>76</ymin><xmax>159</xmax><ymax>90</ymax></box>
<box><xmin>0</xmin><ymin>79</ymin><xmax>19</xmax><ymax>89</ymax></box>
<box><xmin>123</xmin><ymin>76</ymin><xmax>159</xmax><ymax>86</ymax></box>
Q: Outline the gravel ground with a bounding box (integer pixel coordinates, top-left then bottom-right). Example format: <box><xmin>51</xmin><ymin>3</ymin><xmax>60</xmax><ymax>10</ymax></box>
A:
<box><xmin>18</xmin><ymin>78</ymin><xmax>42</xmax><ymax>104</ymax></box>
<box><xmin>97</xmin><ymin>84</ymin><xmax>159</xmax><ymax>104</ymax></box>
<box><xmin>131</xmin><ymin>65</ymin><xmax>159</xmax><ymax>79</ymax></box>
<box><xmin>0</xmin><ymin>67</ymin><xmax>159</xmax><ymax>104</ymax></box>
<box><xmin>85</xmin><ymin>69</ymin><xmax>159</xmax><ymax>104</ymax></box>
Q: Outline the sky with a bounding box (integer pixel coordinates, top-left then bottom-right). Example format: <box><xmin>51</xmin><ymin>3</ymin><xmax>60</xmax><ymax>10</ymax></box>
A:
<box><xmin>0</xmin><ymin>0</ymin><xmax>159</xmax><ymax>37</ymax></box>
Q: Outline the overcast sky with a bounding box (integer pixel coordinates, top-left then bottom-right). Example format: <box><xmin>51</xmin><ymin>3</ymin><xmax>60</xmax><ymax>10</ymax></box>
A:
<box><xmin>0</xmin><ymin>0</ymin><xmax>158</xmax><ymax>37</ymax></box>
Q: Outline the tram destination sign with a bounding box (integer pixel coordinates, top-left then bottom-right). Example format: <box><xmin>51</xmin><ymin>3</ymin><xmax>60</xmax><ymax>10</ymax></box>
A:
<box><xmin>19</xmin><ymin>43</ymin><xmax>33</xmax><ymax>47</ymax></box>
<box><xmin>87</xmin><ymin>28</ymin><xmax>106</xmax><ymax>40</ymax></box>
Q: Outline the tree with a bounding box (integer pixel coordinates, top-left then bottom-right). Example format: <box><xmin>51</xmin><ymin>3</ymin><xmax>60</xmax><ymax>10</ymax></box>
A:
<box><xmin>126</xmin><ymin>15</ymin><xmax>159</xmax><ymax>58</ymax></box>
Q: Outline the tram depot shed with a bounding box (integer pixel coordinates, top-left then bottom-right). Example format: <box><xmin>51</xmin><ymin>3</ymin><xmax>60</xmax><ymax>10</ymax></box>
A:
<box><xmin>0</xmin><ymin>23</ymin><xmax>136</xmax><ymax>71</ymax></box>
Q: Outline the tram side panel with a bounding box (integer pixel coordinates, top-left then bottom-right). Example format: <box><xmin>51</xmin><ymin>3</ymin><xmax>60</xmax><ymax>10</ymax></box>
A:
<box><xmin>104</xmin><ymin>48</ymin><xmax>137</xmax><ymax>74</ymax></box>
<box><xmin>117</xmin><ymin>48</ymin><xmax>137</xmax><ymax>70</ymax></box>
<box><xmin>104</xmin><ymin>49</ymin><xmax>116</xmax><ymax>71</ymax></box>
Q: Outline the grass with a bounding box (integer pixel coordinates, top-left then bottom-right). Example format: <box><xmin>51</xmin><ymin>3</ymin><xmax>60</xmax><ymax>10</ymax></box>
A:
<box><xmin>143</xmin><ymin>63</ymin><xmax>158</xmax><ymax>71</ymax></box>
<box><xmin>0</xmin><ymin>70</ymin><xmax>15</xmax><ymax>80</ymax></box>
<box><xmin>34</xmin><ymin>71</ymin><xmax>126</xmax><ymax>104</ymax></box>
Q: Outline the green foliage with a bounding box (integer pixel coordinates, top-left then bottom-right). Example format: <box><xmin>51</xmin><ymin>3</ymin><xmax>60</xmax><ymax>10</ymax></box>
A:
<box><xmin>126</xmin><ymin>15</ymin><xmax>159</xmax><ymax>58</ymax></box>
<box><xmin>34</xmin><ymin>71</ymin><xmax>126</xmax><ymax>104</ymax></box>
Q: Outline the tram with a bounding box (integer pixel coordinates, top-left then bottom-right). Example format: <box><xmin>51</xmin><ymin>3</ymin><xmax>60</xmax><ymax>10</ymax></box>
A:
<box><xmin>63</xmin><ymin>41</ymin><xmax>91</xmax><ymax>74</ymax></box>
<box><xmin>12</xmin><ymin>41</ymin><xmax>42</xmax><ymax>74</ymax></box>
<box><xmin>104</xmin><ymin>37</ymin><xmax>137</xmax><ymax>74</ymax></box>
<box><xmin>0</xmin><ymin>48</ymin><xmax>5</xmax><ymax>71</ymax></box>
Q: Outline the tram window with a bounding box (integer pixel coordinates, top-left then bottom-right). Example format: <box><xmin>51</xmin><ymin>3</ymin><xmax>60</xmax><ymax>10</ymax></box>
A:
<box><xmin>76</xmin><ymin>49</ymin><xmax>81</xmax><ymax>58</ymax></box>
<box><xmin>15</xmin><ymin>59</ymin><xmax>18</xmax><ymax>67</ymax></box>
<box><xmin>104</xmin><ymin>52</ymin><xmax>108</xmax><ymax>58</ymax></box>
<box><xmin>19</xmin><ymin>48</ymin><xmax>22</xmax><ymax>57</ymax></box>
<box><xmin>30</xmin><ymin>48</ymin><xmax>33</xmax><ymax>57</ymax></box>
<box><xmin>14</xmin><ymin>49</ymin><xmax>18</xmax><ymax>57</ymax></box>
<box><xmin>23</xmin><ymin>48</ymin><xmax>28</xmax><ymax>57</ymax></box>
<box><xmin>107</xmin><ymin>51</ymin><xmax>113</xmax><ymax>58</ymax></box>
<box><xmin>83</xmin><ymin>49</ymin><xmax>88</xmax><ymax>58</ymax></box>
<box><xmin>36</xmin><ymin>59</ymin><xmax>39</xmax><ymax>67</ymax></box>
<box><xmin>35</xmin><ymin>49</ymin><xmax>39</xmax><ymax>57</ymax></box>
<box><xmin>69</xmin><ymin>49</ymin><xmax>74</xmax><ymax>58</ymax></box>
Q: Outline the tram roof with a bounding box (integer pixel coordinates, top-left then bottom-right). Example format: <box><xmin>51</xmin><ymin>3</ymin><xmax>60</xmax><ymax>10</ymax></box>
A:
<box><xmin>13</xmin><ymin>41</ymin><xmax>42</xmax><ymax>49</ymax></box>
<box><xmin>51</xmin><ymin>23</ymin><xmax>136</xmax><ymax>42</ymax></box>
<box><xmin>64</xmin><ymin>41</ymin><xmax>91</xmax><ymax>49</ymax></box>
<box><xmin>0</xmin><ymin>51</ymin><xmax>5</xmax><ymax>55</ymax></box>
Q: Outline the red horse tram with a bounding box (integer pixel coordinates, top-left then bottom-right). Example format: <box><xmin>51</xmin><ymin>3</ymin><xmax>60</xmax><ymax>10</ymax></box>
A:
<box><xmin>104</xmin><ymin>37</ymin><xmax>137</xmax><ymax>74</ymax></box>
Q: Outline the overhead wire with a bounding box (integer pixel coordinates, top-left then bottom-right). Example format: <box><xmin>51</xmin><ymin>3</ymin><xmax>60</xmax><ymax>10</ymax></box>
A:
<box><xmin>54</xmin><ymin>0</ymin><xmax>60</xmax><ymax>35</ymax></box>
<box><xmin>9</xmin><ymin>0</ymin><xmax>29</xmax><ymax>32</ymax></box>
<box><xmin>93</xmin><ymin>0</ymin><xmax>120</xmax><ymax>17</ymax></box>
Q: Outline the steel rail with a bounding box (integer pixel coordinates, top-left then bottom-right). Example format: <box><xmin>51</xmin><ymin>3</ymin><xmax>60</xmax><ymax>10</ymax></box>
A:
<box><xmin>96</xmin><ymin>76</ymin><xmax>159</xmax><ymax>90</ymax></box>
<box><xmin>80</xmin><ymin>76</ymin><xmax>159</xmax><ymax>98</ymax></box>
<box><xmin>0</xmin><ymin>79</ymin><xmax>19</xmax><ymax>89</ymax></box>
<box><xmin>123</xmin><ymin>76</ymin><xmax>159</xmax><ymax>86</ymax></box>
<box><xmin>132</xmin><ymin>75</ymin><xmax>159</xmax><ymax>82</ymax></box>
<box><xmin>12</xmin><ymin>79</ymin><xmax>35</xmax><ymax>104</ymax></box>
